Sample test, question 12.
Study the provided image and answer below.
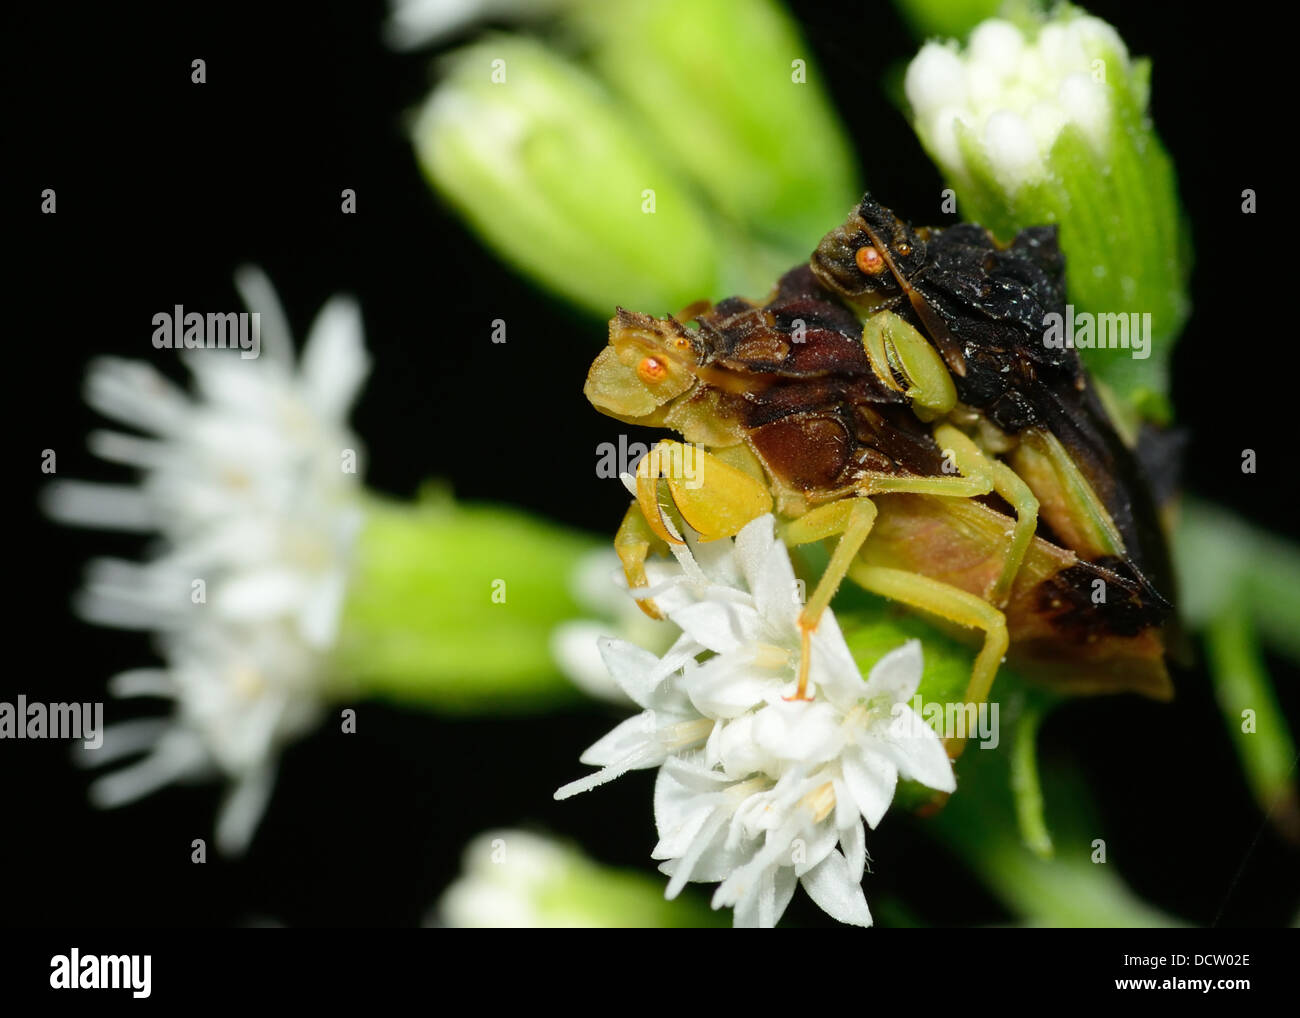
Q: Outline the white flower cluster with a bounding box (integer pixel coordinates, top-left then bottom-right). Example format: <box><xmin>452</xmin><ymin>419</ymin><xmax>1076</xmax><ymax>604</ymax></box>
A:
<box><xmin>46</xmin><ymin>268</ymin><xmax>370</xmax><ymax>853</ymax></box>
<box><xmin>555</xmin><ymin>514</ymin><xmax>955</xmax><ymax>927</ymax></box>
<box><xmin>905</xmin><ymin>15</ymin><xmax>1129</xmax><ymax>191</ymax></box>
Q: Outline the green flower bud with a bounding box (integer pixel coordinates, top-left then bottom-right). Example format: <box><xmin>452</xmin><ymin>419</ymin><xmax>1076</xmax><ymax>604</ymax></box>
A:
<box><xmin>904</xmin><ymin>7</ymin><xmax>1190</xmax><ymax>418</ymax></box>
<box><xmin>335</xmin><ymin>489</ymin><xmax>599</xmax><ymax>711</ymax></box>
<box><xmin>573</xmin><ymin>0</ymin><xmax>860</xmax><ymax>259</ymax></box>
<box><xmin>412</xmin><ymin>35</ymin><xmax>724</xmax><ymax>317</ymax></box>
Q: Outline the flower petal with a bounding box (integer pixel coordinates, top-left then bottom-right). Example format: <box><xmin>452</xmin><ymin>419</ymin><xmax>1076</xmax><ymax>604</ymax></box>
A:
<box><xmin>669</xmin><ymin>600</ymin><xmax>758</xmax><ymax>655</ymax></box>
<box><xmin>685</xmin><ymin>650</ymin><xmax>783</xmax><ymax>719</ymax></box>
<box><xmin>751</xmin><ymin>533</ymin><xmax>799</xmax><ymax>634</ymax></box>
<box><xmin>794</xmin><ymin>818</ymin><xmax>840</xmax><ymax>877</ymax></box>
<box><xmin>801</xmin><ymin>849</ymin><xmax>873</xmax><ymax>927</ymax></box>
<box><xmin>215</xmin><ymin>762</ymin><xmax>277</xmax><ymax>856</ymax></box>
<box><xmin>594</xmin><ymin>637</ymin><xmax>666</xmax><ymax>708</ymax></box>
<box><xmin>842</xmin><ymin>749</ymin><xmax>899</xmax><ymax>828</ymax></box>
<box><xmin>861</xmin><ymin>639</ymin><xmax>924</xmax><ymax>704</ymax></box>
<box><xmin>577</xmin><ymin>711</ymin><xmax>659</xmax><ymax>767</ymax></box>
<box><xmin>839</xmin><ymin>816</ymin><xmax>867</xmax><ymax>883</ymax></box>
<box><xmin>869</xmin><ymin>708</ymin><xmax>957</xmax><ymax>793</ymax></box>
<box><xmin>299</xmin><ymin>295</ymin><xmax>370</xmax><ymax>422</ymax></box>
<box><xmin>731</xmin><ymin>514</ymin><xmax>776</xmax><ymax>589</ymax></box>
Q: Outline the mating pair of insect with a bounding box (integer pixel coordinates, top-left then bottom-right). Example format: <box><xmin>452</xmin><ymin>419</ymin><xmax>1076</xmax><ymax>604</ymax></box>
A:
<box><xmin>585</xmin><ymin>194</ymin><xmax>1175</xmax><ymax>757</ymax></box>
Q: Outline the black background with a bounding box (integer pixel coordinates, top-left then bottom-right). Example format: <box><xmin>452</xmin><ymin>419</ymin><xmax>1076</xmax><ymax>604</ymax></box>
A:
<box><xmin>8</xmin><ymin>0</ymin><xmax>1298</xmax><ymax>930</ymax></box>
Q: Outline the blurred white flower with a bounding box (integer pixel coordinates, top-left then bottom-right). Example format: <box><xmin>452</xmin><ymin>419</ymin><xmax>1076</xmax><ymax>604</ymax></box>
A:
<box><xmin>555</xmin><ymin>515</ymin><xmax>955</xmax><ymax>927</ymax></box>
<box><xmin>385</xmin><ymin>0</ymin><xmax>566</xmax><ymax>50</ymax></box>
<box><xmin>437</xmin><ymin>829</ymin><xmax>576</xmax><ymax>928</ymax></box>
<box><xmin>437</xmin><ymin>827</ymin><xmax>710</xmax><ymax>928</ymax></box>
<box><xmin>46</xmin><ymin>267</ymin><xmax>370</xmax><ymax>854</ymax></box>
<box><xmin>905</xmin><ymin>15</ymin><xmax>1129</xmax><ymax>192</ymax></box>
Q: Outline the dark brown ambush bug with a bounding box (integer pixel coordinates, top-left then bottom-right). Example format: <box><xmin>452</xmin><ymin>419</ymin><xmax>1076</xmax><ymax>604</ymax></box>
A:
<box><xmin>585</xmin><ymin>202</ymin><xmax>1174</xmax><ymax>754</ymax></box>
<box><xmin>811</xmin><ymin>193</ymin><xmax>1175</xmax><ymax>616</ymax></box>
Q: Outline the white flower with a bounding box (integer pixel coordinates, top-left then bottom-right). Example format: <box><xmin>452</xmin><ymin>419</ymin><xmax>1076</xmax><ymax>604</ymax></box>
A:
<box><xmin>555</xmin><ymin>515</ymin><xmax>955</xmax><ymax>927</ymax></box>
<box><xmin>436</xmin><ymin>829</ymin><xmax>579</xmax><ymax>928</ymax></box>
<box><xmin>45</xmin><ymin>267</ymin><xmax>370</xmax><ymax>854</ymax></box>
<box><xmin>905</xmin><ymin>15</ymin><xmax>1129</xmax><ymax>191</ymax></box>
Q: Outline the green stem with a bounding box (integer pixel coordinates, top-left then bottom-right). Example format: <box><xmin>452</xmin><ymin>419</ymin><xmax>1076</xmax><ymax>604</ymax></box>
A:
<box><xmin>930</xmin><ymin>741</ymin><xmax>1185</xmax><ymax>926</ymax></box>
<box><xmin>1205</xmin><ymin>601</ymin><xmax>1300</xmax><ymax>843</ymax></box>
<box><xmin>1011</xmin><ymin>705</ymin><xmax>1053</xmax><ymax>858</ymax></box>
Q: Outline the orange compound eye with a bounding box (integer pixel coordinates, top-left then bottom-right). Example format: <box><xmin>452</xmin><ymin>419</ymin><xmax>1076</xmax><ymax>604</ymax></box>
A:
<box><xmin>637</xmin><ymin>356</ymin><xmax>668</xmax><ymax>384</ymax></box>
<box><xmin>896</xmin><ymin>242</ymin><xmax>912</xmax><ymax>257</ymax></box>
<box><xmin>855</xmin><ymin>245</ymin><xmax>886</xmax><ymax>275</ymax></box>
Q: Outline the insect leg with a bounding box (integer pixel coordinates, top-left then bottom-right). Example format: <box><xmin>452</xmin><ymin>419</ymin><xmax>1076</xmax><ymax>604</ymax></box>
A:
<box><xmin>855</xmin><ymin>424</ymin><xmax>993</xmax><ymax>500</ymax></box>
<box><xmin>781</xmin><ymin>498</ymin><xmax>879</xmax><ymax>701</ymax></box>
<box><xmin>862</xmin><ymin>311</ymin><xmax>956</xmax><ymax>420</ymax></box>
<box><xmin>1009</xmin><ymin>427</ymin><xmax>1127</xmax><ymax>562</ymax></box>
<box><xmin>638</xmin><ymin>439</ymin><xmax>774</xmax><ymax>542</ymax></box>
<box><xmin>988</xmin><ymin>460</ymin><xmax>1039</xmax><ymax>607</ymax></box>
<box><xmin>847</xmin><ymin>562</ymin><xmax>1009</xmax><ymax>761</ymax></box>
<box><xmin>627</xmin><ymin>440</ymin><xmax>774</xmax><ymax>615</ymax></box>
<box><xmin>926</xmin><ymin>423</ymin><xmax>1040</xmax><ymax>607</ymax></box>
<box><xmin>636</xmin><ymin>441</ymin><xmax>687</xmax><ymax>546</ymax></box>
<box><xmin>615</xmin><ymin>501</ymin><xmax>669</xmax><ymax>620</ymax></box>
<box><xmin>858</xmin><ymin>216</ymin><xmax>967</xmax><ymax>375</ymax></box>
<box><xmin>861</xmin><ymin>314</ymin><xmax>905</xmax><ymax>393</ymax></box>
<box><xmin>661</xmin><ymin>442</ymin><xmax>773</xmax><ymax>541</ymax></box>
